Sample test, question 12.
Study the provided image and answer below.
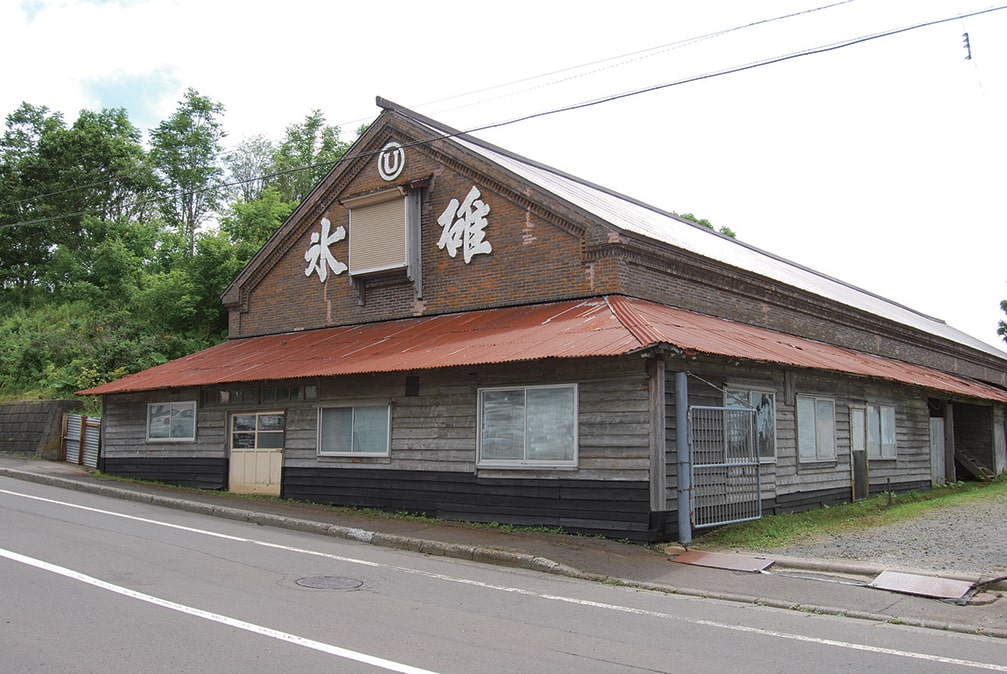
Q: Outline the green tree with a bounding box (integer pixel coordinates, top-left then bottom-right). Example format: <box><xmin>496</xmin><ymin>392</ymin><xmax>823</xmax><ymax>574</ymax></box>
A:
<box><xmin>0</xmin><ymin>103</ymin><xmax>67</xmax><ymax>301</ymax></box>
<box><xmin>219</xmin><ymin>187</ymin><xmax>297</xmax><ymax>263</ymax></box>
<box><xmin>40</xmin><ymin>107</ymin><xmax>155</xmax><ymax>228</ymax></box>
<box><xmin>186</xmin><ymin>230</ymin><xmax>247</xmax><ymax>339</ymax></box>
<box><xmin>0</xmin><ymin>104</ymin><xmax>155</xmax><ymax>305</ymax></box>
<box><xmin>998</xmin><ymin>299</ymin><xmax>1007</xmax><ymax>344</ymax></box>
<box><xmin>224</xmin><ymin>134</ymin><xmax>275</xmax><ymax>203</ymax></box>
<box><xmin>270</xmin><ymin>110</ymin><xmax>349</xmax><ymax>203</ymax></box>
<box><xmin>0</xmin><ymin>97</ymin><xmax>364</xmax><ymax>400</ymax></box>
<box><xmin>678</xmin><ymin>212</ymin><xmax>737</xmax><ymax>239</ymax></box>
<box><xmin>42</xmin><ymin>215</ymin><xmax>160</xmax><ymax>306</ymax></box>
<box><xmin>149</xmin><ymin>88</ymin><xmax>226</xmax><ymax>258</ymax></box>
<box><xmin>130</xmin><ymin>230</ymin><xmax>243</xmax><ymax>347</ymax></box>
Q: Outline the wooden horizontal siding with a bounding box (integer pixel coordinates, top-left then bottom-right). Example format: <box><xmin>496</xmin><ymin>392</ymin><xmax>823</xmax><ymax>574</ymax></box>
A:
<box><xmin>281</xmin><ymin>467</ymin><xmax>656</xmax><ymax>541</ymax></box>
<box><xmin>101</xmin><ymin>393</ymin><xmax>227</xmax><ymax>460</ymax></box>
<box><xmin>282</xmin><ymin>361</ymin><xmax>652</xmax><ymax>480</ymax></box>
<box><xmin>663</xmin><ymin>362</ymin><xmax>937</xmax><ymax>514</ymax></box>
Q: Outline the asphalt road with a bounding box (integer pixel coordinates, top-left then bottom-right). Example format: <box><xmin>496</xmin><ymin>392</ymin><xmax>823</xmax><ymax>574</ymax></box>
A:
<box><xmin>2</xmin><ymin>477</ymin><xmax>1005</xmax><ymax>673</ymax></box>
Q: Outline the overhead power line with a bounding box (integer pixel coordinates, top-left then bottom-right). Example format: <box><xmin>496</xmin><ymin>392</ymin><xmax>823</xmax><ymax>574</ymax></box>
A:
<box><xmin>462</xmin><ymin>4</ymin><xmax>1007</xmax><ymax>136</ymax></box>
<box><xmin>3</xmin><ymin>3</ymin><xmax>1005</xmax><ymax>233</ymax></box>
<box><xmin>3</xmin><ymin>1</ymin><xmax>849</xmax><ymax>215</ymax></box>
<box><xmin>0</xmin><ymin>1</ymin><xmax>860</xmax><ymax>217</ymax></box>
<box><xmin>416</xmin><ymin>0</ymin><xmax>856</xmax><ymax>115</ymax></box>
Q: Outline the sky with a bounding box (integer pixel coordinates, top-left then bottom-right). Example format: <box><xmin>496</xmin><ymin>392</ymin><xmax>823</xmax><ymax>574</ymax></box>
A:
<box><xmin>3</xmin><ymin>0</ymin><xmax>1007</xmax><ymax>351</ymax></box>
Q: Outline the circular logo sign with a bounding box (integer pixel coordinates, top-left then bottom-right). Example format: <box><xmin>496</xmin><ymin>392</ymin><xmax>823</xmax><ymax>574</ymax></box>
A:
<box><xmin>378</xmin><ymin>141</ymin><xmax>405</xmax><ymax>181</ymax></box>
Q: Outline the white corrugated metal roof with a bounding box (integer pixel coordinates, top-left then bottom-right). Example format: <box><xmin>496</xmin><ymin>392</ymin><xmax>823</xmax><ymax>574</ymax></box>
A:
<box><xmin>388</xmin><ymin>103</ymin><xmax>1005</xmax><ymax>361</ymax></box>
<box><xmin>464</xmin><ymin>137</ymin><xmax>1006</xmax><ymax>360</ymax></box>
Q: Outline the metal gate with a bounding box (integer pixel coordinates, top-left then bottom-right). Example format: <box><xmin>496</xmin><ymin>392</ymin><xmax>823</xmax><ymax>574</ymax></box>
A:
<box><xmin>688</xmin><ymin>406</ymin><xmax>761</xmax><ymax>528</ymax></box>
<box><xmin>63</xmin><ymin>413</ymin><xmax>100</xmax><ymax>468</ymax></box>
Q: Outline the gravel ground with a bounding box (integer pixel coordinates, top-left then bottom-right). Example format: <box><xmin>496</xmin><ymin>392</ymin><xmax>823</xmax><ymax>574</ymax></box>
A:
<box><xmin>763</xmin><ymin>492</ymin><xmax>1007</xmax><ymax>576</ymax></box>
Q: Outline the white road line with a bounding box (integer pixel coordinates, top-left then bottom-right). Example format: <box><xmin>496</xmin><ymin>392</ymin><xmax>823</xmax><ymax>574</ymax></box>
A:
<box><xmin>0</xmin><ymin>487</ymin><xmax>382</xmax><ymax>567</ymax></box>
<box><xmin>0</xmin><ymin>546</ymin><xmax>437</xmax><ymax>674</ymax></box>
<box><xmin>3</xmin><ymin>486</ymin><xmax>1005</xmax><ymax>671</ymax></box>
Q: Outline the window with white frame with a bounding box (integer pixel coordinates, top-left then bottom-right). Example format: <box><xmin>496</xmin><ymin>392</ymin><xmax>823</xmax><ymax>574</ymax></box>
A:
<box><xmin>146</xmin><ymin>401</ymin><xmax>196</xmax><ymax>442</ymax></box>
<box><xmin>867</xmin><ymin>404</ymin><xmax>897</xmax><ymax>459</ymax></box>
<box><xmin>725</xmin><ymin>388</ymin><xmax>777</xmax><ymax>461</ymax></box>
<box><xmin>797</xmin><ymin>395</ymin><xmax>836</xmax><ymax>462</ymax></box>
<box><xmin>478</xmin><ymin>384</ymin><xmax>577</xmax><ymax>467</ymax></box>
<box><xmin>318</xmin><ymin>404</ymin><xmax>391</xmax><ymax>456</ymax></box>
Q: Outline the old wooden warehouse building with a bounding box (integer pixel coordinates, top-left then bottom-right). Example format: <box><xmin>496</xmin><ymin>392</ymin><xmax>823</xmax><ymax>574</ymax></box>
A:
<box><xmin>81</xmin><ymin>99</ymin><xmax>1007</xmax><ymax>542</ymax></box>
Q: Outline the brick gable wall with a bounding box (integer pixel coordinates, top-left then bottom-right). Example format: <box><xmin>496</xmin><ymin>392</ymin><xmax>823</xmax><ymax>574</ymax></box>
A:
<box><xmin>224</xmin><ymin>112</ymin><xmax>1006</xmax><ymax>387</ymax></box>
<box><xmin>229</xmin><ymin>128</ymin><xmax>618</xmax><ymax>337</ymax></box>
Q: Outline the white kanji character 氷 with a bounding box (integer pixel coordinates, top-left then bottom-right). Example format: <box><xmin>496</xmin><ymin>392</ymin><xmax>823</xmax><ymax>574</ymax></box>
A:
<box><xmin>437</xmin><ymin>185</ymin><xmax>492</xmax><ymax>264</ymax></box>
<box><xmin>304</xmin><ymin>217</ymin><xmax>347</xmax><ymax>282</ymax></box>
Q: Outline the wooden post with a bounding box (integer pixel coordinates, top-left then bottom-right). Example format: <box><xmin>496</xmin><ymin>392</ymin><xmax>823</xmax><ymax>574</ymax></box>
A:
<box><xmin>60</xmin><ymin>412</ymin><xmax>69</xmax><ymax>463</ymax></box>
<box><xmin>648</xmin><ymin>355</ymin><xmax>667</xmax><ymax>512</ymax></box>
<box><xmin>945</xmin><ymin>403</ymin><xmax>956</xmax><ymax>483</ymax></box>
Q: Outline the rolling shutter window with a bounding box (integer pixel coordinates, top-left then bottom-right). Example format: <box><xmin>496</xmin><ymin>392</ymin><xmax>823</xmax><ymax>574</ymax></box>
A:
<box><xmin>349</xmin><ymin>196</ymin><xmax>407</xmax><ymax>275</ymax></box>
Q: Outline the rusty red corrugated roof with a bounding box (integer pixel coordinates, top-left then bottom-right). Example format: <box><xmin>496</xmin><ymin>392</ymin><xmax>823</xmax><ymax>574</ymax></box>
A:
<box><xmin>608</xmin><ymin>296</ymin><xmax>1007</xmax><ymax>402</ymax></box>
<box><xmin>77</xmin><ymin>295</ymin><xmax>1007</xmax><ymax>403</ymax></box>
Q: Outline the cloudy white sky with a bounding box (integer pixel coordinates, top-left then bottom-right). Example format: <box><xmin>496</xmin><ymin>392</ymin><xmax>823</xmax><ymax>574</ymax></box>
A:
<box><xmin>4</xmin><ymin>0</ymin><xmax>1007</xmax><ymax>350</ymax></box>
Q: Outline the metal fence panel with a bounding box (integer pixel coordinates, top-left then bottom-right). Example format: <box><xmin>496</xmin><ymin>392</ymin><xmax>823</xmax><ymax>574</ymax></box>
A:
<box><xmin>63</xmin><ymin>413</ymin><xmax>100</xmax><ymax>468</ymax></box>
<box><xmin>63</xmin><ymin>414</ymin><xmax>82</xmax><ymax>465</ymax></box>
<box><xmin>82</xmin><ymin>418</ymin><xmax>100</xmax><ymax>468</ymax></box>
<box><xmin>689</xmin><ymin>406</ymin><xmax>762</xmax><ymax>528</ymax></box>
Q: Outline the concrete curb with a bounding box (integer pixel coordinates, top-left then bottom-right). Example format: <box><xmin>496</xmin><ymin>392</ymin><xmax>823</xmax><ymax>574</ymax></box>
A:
<box><xmin>3</xmin><ymin>466</ymin><xmax>1005</xmax><ymax>640</ymax></box>
<box><xmin>602</xmin><ymin>577</ymin><xmax>1007</xmax><ymax>639</ymax></box>
<box><xmin>765</xmin><ymin>554</ymin><xmax>1007</xmax><ymax>591</ymax></box>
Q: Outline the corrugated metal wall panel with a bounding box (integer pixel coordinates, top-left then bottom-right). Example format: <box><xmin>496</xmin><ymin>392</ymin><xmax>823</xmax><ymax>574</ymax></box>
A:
<box><xmin>82</xmin><ymin>418</ymin><xmax>100</xmax><ymax>468</ymax></box>
<box><xmin>63</xmin><ymin>414</ymin><xmax>100</xmax><ymax>468</ymax></box>
<box><xmin>63</xmin><ymin>414</ymin><xmax>81</xmax><ymax>464</ymax></box>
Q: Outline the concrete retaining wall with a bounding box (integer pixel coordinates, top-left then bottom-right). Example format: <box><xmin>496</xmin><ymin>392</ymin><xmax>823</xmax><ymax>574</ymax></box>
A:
<box><xmin>0</xmin><ymin>400</ymin><xmax>83</xmax><ymax>458</ymax></box>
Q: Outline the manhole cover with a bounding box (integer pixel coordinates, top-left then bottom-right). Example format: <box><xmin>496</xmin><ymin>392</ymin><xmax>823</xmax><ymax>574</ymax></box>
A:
<box><xmin>295</xmin><ymin>576</ymin><xmax>363</xmax><ymax>590</ymax></box>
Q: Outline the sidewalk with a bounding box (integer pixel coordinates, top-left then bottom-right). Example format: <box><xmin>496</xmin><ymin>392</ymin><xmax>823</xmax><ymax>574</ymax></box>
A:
<box><xmin>1</xmin><ymin>456</ymin><xmax>1004</xmax><ymax>639</ymax></box>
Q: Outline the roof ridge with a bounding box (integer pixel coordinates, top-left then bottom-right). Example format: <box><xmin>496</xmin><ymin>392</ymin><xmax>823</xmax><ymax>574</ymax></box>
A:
<box><xmin>375</xmin><ymin>97</ymin><xmax>951</xmax><ymax>329</ymax></box>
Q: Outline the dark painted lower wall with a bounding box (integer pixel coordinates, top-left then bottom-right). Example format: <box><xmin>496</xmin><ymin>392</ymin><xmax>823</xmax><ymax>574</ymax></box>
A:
<box><xmin>94</xmin><ymin>458</ymin><xmax>935</xmax><ymax>544</ymax></box>
<box><xmin>282</xmin><ymin>467</ymin><xmax>656</xmax><ymax>542</ymax></box>
<box><xmin>762</xmin><ymin>479</ymin><xmax>932</xmax><ymax>516</ymax></box>
<box><xmin>101</xmin><ymin>456</ymin><xmax>228</xmax><ymax>490</ymax></box>
<box><xmin>869</xmin><ymin>479</ymin><xmax>931</xmax><ymax>497</ymax></box>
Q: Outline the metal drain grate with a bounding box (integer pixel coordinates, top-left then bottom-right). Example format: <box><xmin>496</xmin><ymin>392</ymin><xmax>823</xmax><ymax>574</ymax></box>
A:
<box><xmin>295</xmin><ymin>576</ymin><xmax>363</xmax><ymax>590</ymax></box>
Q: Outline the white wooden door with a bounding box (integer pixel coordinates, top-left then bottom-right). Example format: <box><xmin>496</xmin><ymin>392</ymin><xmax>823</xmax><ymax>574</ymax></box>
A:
<box><xmin>930</xmin><ymin>417</ymin><xmax>946</xmax><ymax>486</ymax></box>
<box><xmin>229</xmin><ymin>412</ymin><xmax>285</xmax><ymax>495</ymax></box>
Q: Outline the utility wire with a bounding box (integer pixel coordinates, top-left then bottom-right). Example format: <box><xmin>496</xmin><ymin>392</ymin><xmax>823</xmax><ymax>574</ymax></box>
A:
<box><xmin>3</xmin><ymin>3</ymin><xmax>1005</xmax><ymax>233</ymax></box>
<box><xmin>416</xmin><ymin>1</ymin><xmax>856</xmax><ymax>115</ymax></box>
<box><xmin>0</xmin><ymin>0</ymin><xmax>858</xmax><ymax>215</ymax></box>
<box><xmin>462</xmin><ymin>3</ymin><xmax>1007</xmax><ymax>136</ymax></box>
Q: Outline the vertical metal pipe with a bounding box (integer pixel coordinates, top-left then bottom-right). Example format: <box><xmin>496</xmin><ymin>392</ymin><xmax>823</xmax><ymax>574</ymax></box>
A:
<box><xmin>675</xmin><ymin>371</ymin><xmax>691</xmax><ymax>547</ymax></box>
